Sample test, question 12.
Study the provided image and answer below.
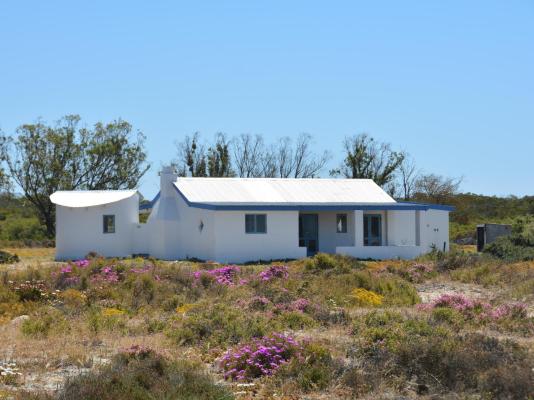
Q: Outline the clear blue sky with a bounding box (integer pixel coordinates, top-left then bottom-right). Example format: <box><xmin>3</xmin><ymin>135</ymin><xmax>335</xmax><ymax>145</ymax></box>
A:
<box><xmin>1</xmin><ymin>0</ymin><xmax>533</xmax><ymax>199</ymax></box>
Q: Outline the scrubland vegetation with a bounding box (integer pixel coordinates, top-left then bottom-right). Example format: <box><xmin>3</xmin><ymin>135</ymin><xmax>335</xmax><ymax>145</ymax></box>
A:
<box><xmin>0</xmin><ymin>203</ymin><xmax>533</xmax><ymax>399</ymax></box>
<box><xmin>0</xmin><ymin>248</ymin><xmax>533</xmax><ymax>400</ymax></box>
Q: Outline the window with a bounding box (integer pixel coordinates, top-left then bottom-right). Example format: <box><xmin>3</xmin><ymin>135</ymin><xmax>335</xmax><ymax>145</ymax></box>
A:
<box><xmin>336</xmin><ymin>214</ymin><xmax>347</xmax><ymax>233</ymax></box>
<box><xmin>103</xmin><ymin>215</ymin><xmax>115</xmax><ymax>234</ymax></box>
<box><xmin>245</xmin><ymin>214</ymin><xmax>267</xmax><ymax>234</ymax></box>
<box><xmin>364</xmin><ymin>214</ymin><xmax>382</xmax><ymax>246</ymax></box>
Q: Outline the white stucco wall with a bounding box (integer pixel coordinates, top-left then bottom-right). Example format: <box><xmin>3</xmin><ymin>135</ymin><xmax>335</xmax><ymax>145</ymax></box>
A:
<box><xmin>386</xmin><ymin>210</ymin><xmax>416</xmax><ymax>246</ymax></box>
<box><xmin>143</xmin><ymin>189</ymin><xmax>215</xmax><ymax>261</ymax></box>
<box><xmin>174</xmin><ymin>195</ymin><xmax>215</xmax><ymax>261</ymax></box>
<box><xmin>317</xmin><ymin>211</ymin><xmax>355</xmax><ymax>253</ymax></box>
<box><xmin>213</xmin><ymin>210</ymin><xmax>306</xmax><ymax>263</ymax></box>
<box><xmin>55</xmin><ymin>194</ymin><xmax>139</xmax><ymax>260</ymax></box>
<box><xmin>132</xmin><ymin>223</ymin><xmax>150</xmax><ymax>255</ymax></box>
<box><xmin>420</xmin><ymin>209</ymin><xmax>450</xmax><ymax>252</ymax></box>
<box><xmin>145</xmin><ymin>192</ymin><xmax>307</xmax><ymax>263</ymax></box>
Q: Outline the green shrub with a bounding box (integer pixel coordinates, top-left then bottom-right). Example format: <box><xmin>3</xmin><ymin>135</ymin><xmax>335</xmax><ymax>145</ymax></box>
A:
<box><xmin>484</xmin><ymin>236</ymin><xmax>534</xmax><ymax>261</ymax></box>
<box><xmin>55</xmin><ymin>349</ymin><xmax>233</xmax><ymax>400</ymax></box>
<box><xmin>268</xmin><ymin>342</ymin><xmax>343</xmax><ymax>394</ymax></box>
<box><xmin>304</xmin><ymin>253</ymin><xmax>364</xmax><ymax>274</ymax></box>
<box><xmin>274</xmin><ymin>311</ymin><xmax>316</xmax><ymax>330</ymax></box>
<box><xmin>309</xmin><ymin>270</ymin><xmax>419</xmax><ymax>307</ymax></box>
<box><xmin>431</xmin><ymin>307</ymin><xmax>464</xmax><ymax>326</ymax></box>
<box><xmin>350</xmin><ymin>311</ymin><xmax>534</xmax><ymax>398</ymax></box>
<box><xmin>0</xmin><ymin>283</ymin><xmax>18</xmax><ymax>304</ymax></box>
<box><xmin>16</xmin><ymin>286</ymin><xmax>43</xmax><ymax>302</ymax></box>
<box><xmin>128</xmin><ymin>274</ymin><xmax>156</xmax><ymax>309</ymax></box>
<box><xmin>511</xmin><ymin>215</ymin><xmax>534</xmax><ymax>246</ymax></box>
<box><xmin>21</xmin><ymin>307</ymin><xmax>69</xmax><ymax>338</ymax></box>
<box><xmin>86</xmin><ymin>307</ymin><xmax>127</xmax><ymax>335</ymax></box>
<box><xmin>0</xmin><ymin>250</ymin><xmax>19</xmax><ymax>264</ymax></box>
<box><xmin>371</xmin><ymin>276</ymin><xmax>420</xmax><ymax>306</ymax></box>
<box><xmin>305</xmin><ymin>253</ymin><xmax>337</xmax><ymax>271</ymax></box>
<box><xmin>482</xmin><ymin>216</ymin><xmax>534</xmax><ymax>261</ymax></box>
<box><xmin>169</xmin><ymin>303</ymin><xmax>272</xmax><ymax>347</ymax></box>
<box><xmin>423</xmin><ymin>248</ymin><xmax>480</xmax><ymax>271</ymax></box>
<box><xmin>60</xmin><ymin>289</ymin><xmax>87</xmax><ymax>314</ymax></box>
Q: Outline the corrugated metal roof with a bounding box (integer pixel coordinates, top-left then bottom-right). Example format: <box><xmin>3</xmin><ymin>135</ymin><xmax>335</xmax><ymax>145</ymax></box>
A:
<box><xmin>50</xmin><ymin>190</ymin><xmax>138</xmax><ymax>208</ymax></box>
<box><xmin>174</xmin><ymin>178</ymin><xmax>396</xmax><ymax>205</ymax></box>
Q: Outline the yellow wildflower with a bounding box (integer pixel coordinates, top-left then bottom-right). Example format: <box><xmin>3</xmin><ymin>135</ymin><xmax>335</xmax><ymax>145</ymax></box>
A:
<box><xmin>102</xmin><ymin>308</ymin><xmax>125</xmax><ymax>317</ymax></box>
<box><xmin>176</xmin><ymin>303</ymin><xmax>197</xmax><ymax>315</ymax></box>
<box><xmin>351</xmin><ymin>288</ymin><xmax>383</xmax><ymax>306</ymax></box>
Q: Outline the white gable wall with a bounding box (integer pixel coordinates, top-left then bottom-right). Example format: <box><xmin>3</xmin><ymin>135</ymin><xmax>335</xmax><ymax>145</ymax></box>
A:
<box><xmin>143</xmin><ymin>189</ymin><xmax>215</xmax><ymax>260</ymax></box>
<box><xmin>55</xmin><ymin>194</ymin><xmax>139</xmax><ymax>260</ymax></box>
<box><xmin>174</xmin><ymin>192</ymin><xmax>215</xmax><ymax>261</ymax></box>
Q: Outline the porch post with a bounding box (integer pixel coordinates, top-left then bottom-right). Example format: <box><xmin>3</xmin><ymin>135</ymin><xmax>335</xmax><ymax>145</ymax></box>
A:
<box><xmin>415</xmin><ymin>210</ymin><xmax>421</xmax><ymax>246</ymax></box>
<box><xmin>384</xmin><ymin>211</ymin><xmax>388</xmax><ymax>246</ymax></box>
<box><xmin>353</xmin><ymin>210</ymin><xmax>364</xmax><ymax>247</ymax></box>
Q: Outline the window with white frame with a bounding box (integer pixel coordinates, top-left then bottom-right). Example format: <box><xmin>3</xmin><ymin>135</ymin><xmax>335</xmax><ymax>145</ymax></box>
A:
<box><xmin>245</xmin><ymin>214</ymin><xmax>267</xmax><ymax>234</ymax></box>
<box><xmin>336</xmin><ymin>214</ymin><xmax>347</xmax><ymax>233</ymax></box>
<box><xmin>103</xmin><ymin>215</ymin><xmax>115</xmax><ymax>234</ymax></box>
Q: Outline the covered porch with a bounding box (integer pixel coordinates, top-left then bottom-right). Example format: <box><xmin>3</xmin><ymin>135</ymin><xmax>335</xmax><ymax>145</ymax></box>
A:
<box><xmin>298</xmin><ymin>207</ymin><xmax>428</xmax><ymax>260</ymax></box>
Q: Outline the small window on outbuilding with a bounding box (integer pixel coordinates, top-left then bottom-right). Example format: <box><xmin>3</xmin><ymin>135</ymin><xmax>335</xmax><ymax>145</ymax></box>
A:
<box><xmin>103</xmin><ymin>215</ymin><xmax>115</xmax><ymax>234</ymax></box>
<box><xmin>245</xmin><ymin>214</ymin><xmax>267</xmax><ymax>234</ymax></box>
<box><xmin>336</xmin><ymin>214</ymin><xmax>347</xmax><ymax>233</ymax></box>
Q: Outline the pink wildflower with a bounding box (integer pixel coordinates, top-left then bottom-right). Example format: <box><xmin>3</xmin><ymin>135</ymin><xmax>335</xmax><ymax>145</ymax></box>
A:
<box><xmin>219</xmin><ymin>333</ymin><xmax>301</xmax><ymax>381</ymax></box>
<box><xmin>193</xmin><ymin>265</ymin><xmax>241</xmax><ymax>286</ymax></box>
<box><xmin>259</xmin><ymin>265</ymin><xmax>289</xmax><ymax>281</ymax></box>
<box><xmin>130</xmin><ymin>264</ymin><xmax>153</xmax><ymax>274</ymax></box>
<box><xmin>74</xmin><ymin>259</ymin><xmax>90</xmax><ymax>268</ymax></box>
<box><xmin>60</xmin><ymin>265</ymin><xmax>72</xmax><ymax>274</ymax></box>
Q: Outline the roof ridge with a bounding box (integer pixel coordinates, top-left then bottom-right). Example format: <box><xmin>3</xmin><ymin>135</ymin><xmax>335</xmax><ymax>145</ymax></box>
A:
<box><xmin>53</xmin><ymin>189</ymin><xmax>137</xmax><ymax>193</ymax></box>
<box><xmin>174</xmin><ymin>177</ymin><xmax>375</xmax><ymax>181</ymax></box>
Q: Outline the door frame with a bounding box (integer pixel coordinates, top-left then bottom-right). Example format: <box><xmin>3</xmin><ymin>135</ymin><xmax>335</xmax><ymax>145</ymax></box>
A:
<box><xmin>299</xmin><ymin>213</ymin><xmax>319</xmax><ymax>256</ymax></box>
<box><xmin>364</xmin><ymin>213</ymin><xmax>382</xmax><ymax>246</ymax></box>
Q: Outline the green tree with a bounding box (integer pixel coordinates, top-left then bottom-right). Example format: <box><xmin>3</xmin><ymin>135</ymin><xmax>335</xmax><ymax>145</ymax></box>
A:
<box><xmin>0</xmin><ymin>134</ymin><xmax>10</xmax><ymax>192</ymax></box>
<box><xmin>413</xmin><ymin>173</ymin><xmax>462</xmax><ymax>204</ymax></box>
<box><xmin>207</xmin><ymin>133</ymin><xmax>233</xmax><ymax>177</ymax></box>
<box><xmin>175</xmin><ymin>133</ymin><xmax>207</xmax><ymax>177</ymax></box>
<box><xmin>330</xmin><ymin>133</ymin><xmax>404</xmax><ymax>186</ymax></box>
<box><xmin>2</xmin><ymin>115</ymin><xmax>149</xmax><ymax>236</ymax></box>
<box><xmin>176</xmin><ymin>133</ymin><xmax>233</xmax><ymax>177</ymax></box>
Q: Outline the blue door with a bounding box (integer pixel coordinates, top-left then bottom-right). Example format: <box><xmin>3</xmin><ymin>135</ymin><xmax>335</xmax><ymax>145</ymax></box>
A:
<box><xmin>364</xmin><ymin>214</ymin><xmax>382</xmax><ymax>246</ymax></box>
<box><xmin>299</xmin><ymin>214</ymin><xmax>319</xmax><ymax>256</ymax></box>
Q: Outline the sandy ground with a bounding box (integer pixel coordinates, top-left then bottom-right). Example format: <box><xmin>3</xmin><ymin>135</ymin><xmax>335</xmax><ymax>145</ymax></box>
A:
<box><xmin>415</xmin><ymin>280</ymin><xmax>499</xmax><ymax>303</ymax></box>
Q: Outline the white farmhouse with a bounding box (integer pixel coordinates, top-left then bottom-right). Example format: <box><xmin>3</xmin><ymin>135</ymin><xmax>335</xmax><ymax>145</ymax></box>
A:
<box><xmin>50</xmin><ymin>166</ymin><xmax>453</xmax><ymax>263</ymax></box>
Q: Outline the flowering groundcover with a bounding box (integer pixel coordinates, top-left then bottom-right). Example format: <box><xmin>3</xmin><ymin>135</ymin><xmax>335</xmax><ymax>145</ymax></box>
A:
<box><xmin>219</xmin><ymin>333</ymin><xmax>301</xmax><ymax>381</ymax></box>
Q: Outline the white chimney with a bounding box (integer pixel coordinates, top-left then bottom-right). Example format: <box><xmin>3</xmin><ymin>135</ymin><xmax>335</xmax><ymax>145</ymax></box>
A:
<box><xmin>160</xmin><ymin>165</ymin><xmax>178</xmax><ymax>198</ymax></box>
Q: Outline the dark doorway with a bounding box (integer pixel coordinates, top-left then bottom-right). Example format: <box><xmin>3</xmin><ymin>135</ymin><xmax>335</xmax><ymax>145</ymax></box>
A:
<box><xmin>364</xmin><ymin>214</ymin><xmax>382</xmax><ymax>246</ymax></box>
<box><xmin>299</xmin><ymin>214</ymin><xmax>319</xmax><ymax>256</ymax></box>
<box><xmin>476</xmin><ymin>226</ymin><xmax>485</xmax><ymax>252</ymax></box>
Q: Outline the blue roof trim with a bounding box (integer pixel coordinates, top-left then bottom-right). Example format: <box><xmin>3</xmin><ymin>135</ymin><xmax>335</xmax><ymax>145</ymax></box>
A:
<box><xmin>398</xmin><ymin>202</ymin><xmax>455</xmax><ymax>212</ymax></box>
<box><xmin>139</xmin><ymin>191</ymin><xmax>160</xmax><ymax>210</ymax></box>
<box><xmin>172</xmin><ymin>184</ymin><xmax>454</xmax><ymax>212</ymax></box>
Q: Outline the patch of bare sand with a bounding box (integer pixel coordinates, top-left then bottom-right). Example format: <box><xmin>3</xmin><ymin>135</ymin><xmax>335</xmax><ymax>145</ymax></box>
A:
<box><xmin>415</xmin><ymin>280</ymin><xmax>500</xmax><ymax>303</ymax></box>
